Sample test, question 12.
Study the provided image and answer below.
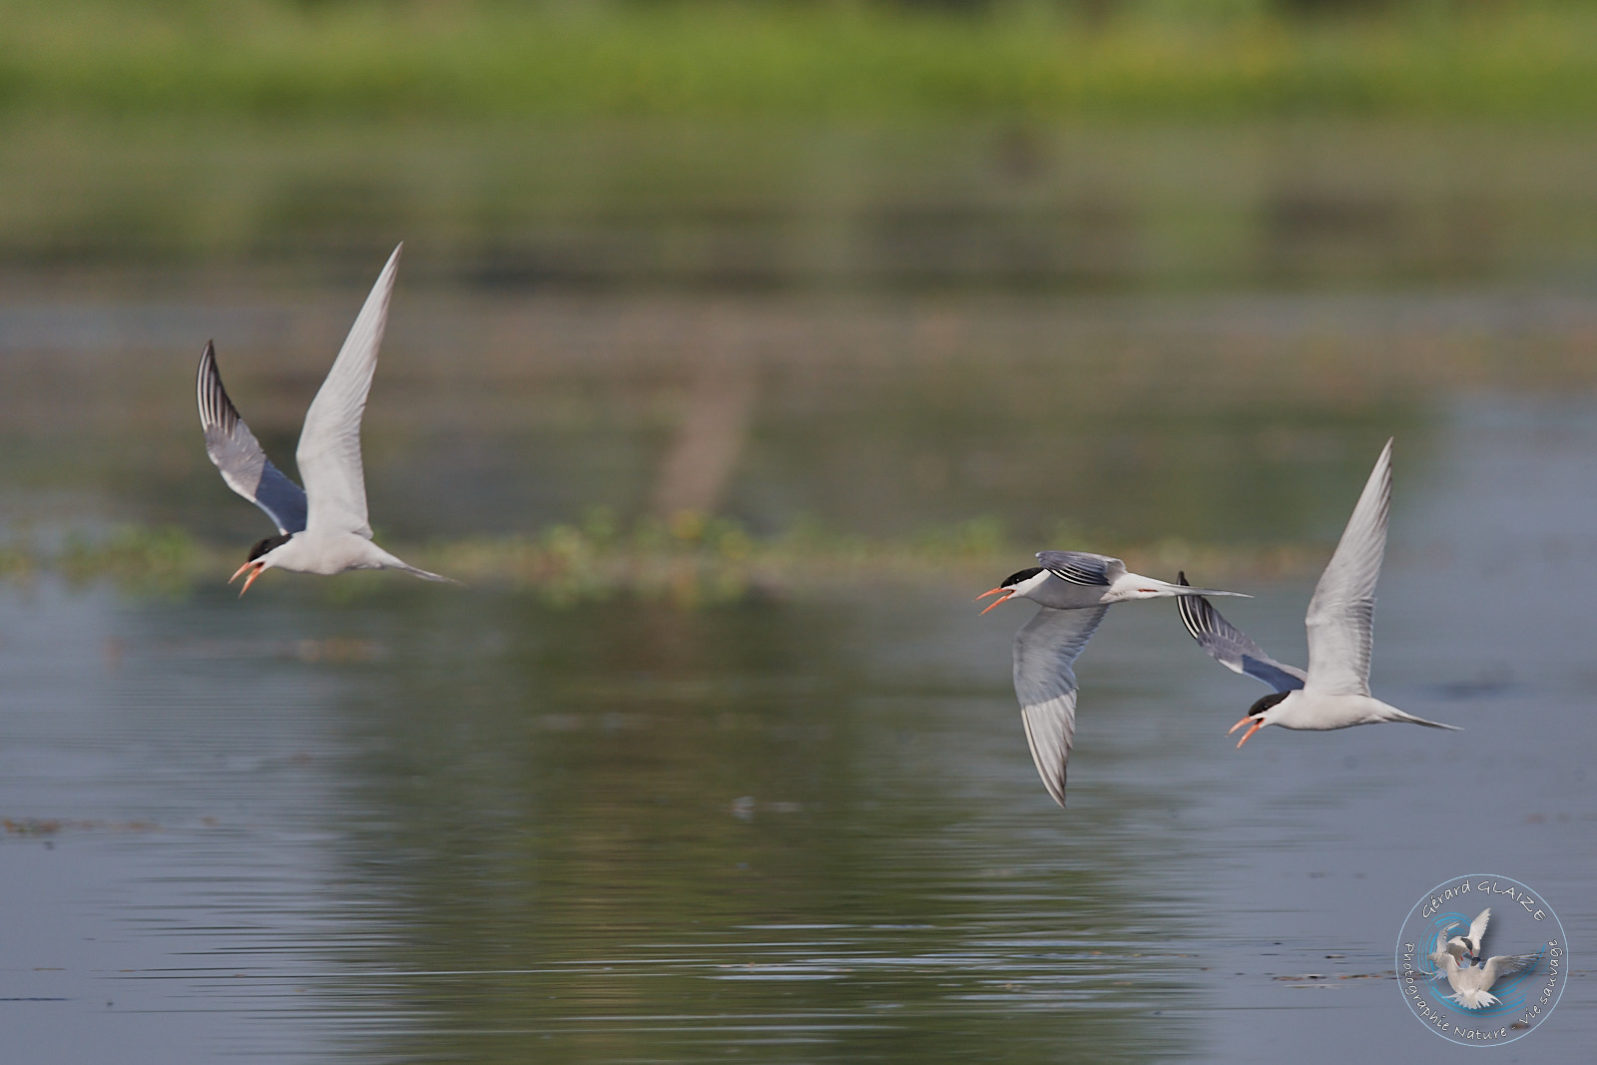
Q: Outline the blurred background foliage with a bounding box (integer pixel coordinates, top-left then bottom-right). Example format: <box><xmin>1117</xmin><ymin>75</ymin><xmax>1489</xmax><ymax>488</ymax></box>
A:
<box><xmin>12</xmin><ymin>118</ymin><xmax>1595</xmax><ymax>293</ymax></box>
<box><xmin>5</xmin><ymin>0</ymin><xmax>1596</xmax><ymax>122</ymax></box>
<box><xmin>4</xmin><ymin>0</ymin><xmax>1594</xmax><ymax>290</ymax></box>
<box><xmin>2</xmin><ymin>0</ymin><xmax>1594</xmax><ymax>592</ymax></box>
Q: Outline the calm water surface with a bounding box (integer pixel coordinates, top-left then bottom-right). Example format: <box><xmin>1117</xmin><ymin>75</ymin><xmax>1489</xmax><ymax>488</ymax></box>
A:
<box><xmin>2</xmin><ymin>380</ymin><xmax>1594</xmax><ymax>1062</ymax></box>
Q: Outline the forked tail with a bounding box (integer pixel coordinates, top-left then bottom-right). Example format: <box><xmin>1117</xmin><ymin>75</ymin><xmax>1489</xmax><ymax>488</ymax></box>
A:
<box><xmin>1448</xmin><ymin>988</ymin><xmax>1499</xmax><ymax>1010</ymax></box>
<box><xmin>401</xmin><ymin>563</ymin><xmax>458</xmax><ymax>584</ymax></box>
<box><xmin>1404</xmin><ymin>711</ymin><xmax>1462</xmax><ymax>731</ymax></box>
<box><xmin>1116</xmin><ymin>573</ymin><xmax>1250</xmax><ymax>601</ymax></box>
<box><xmin>1137</xmin><ymin>574</ymin><xmax>1245</xmax><ymax>600</ymax></box>
<box><xmin>1169</xmin><ymin>581</ymin><xmax>1249</xmax><ymax>598</ymax></box>
<box><xmin>366</xmin><ymin>542</ymin><xmax>458</xmax><ymax>584</ymax></box>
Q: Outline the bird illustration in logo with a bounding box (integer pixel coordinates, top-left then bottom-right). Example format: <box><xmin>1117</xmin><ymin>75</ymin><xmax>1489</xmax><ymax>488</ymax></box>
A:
<box><xmin>1444</xmin><ymin>908</ymin><xmax>1492</xmax><ymax>963</ymax></box>
<box><xmin>1428</xmin><ymin>909</ymin><xmax>1539</xmax><ymax>1009</ymax></box>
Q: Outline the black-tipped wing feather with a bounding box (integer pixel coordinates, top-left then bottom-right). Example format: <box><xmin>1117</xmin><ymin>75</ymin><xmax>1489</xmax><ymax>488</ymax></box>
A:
<box><xmin>1177</xmin><ymin>572</ymin><xmax>1306</xmax><ymax>693</ymax></box>
<box><xmin>197</xmin><ymin>342</ymin><xmax>309</xmax><ymax>535</ymax></box>
<box><xmin>1012</xmin><ymin>605</ymin><xmax>1109</xmax><ymax>807</ymax></box>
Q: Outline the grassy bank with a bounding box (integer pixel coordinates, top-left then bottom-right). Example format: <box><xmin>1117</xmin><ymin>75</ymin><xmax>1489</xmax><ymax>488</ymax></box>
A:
<box><xmin>17</xmin><ymin>514</ymin><xmax>1317</xmax><ymax>604</ymax></box>
<box><xmin>3</xmin><ymin>1</ymin><xmax>1595</xmax><ymax>122</ymax></box>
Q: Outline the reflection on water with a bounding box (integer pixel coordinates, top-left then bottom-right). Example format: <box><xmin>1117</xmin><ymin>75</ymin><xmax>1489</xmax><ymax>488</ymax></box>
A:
<box><xmin>323</xmin><ymin>596</ymin><xmax>1203</xmax><ymax>1064</ymax></box>
<box><xmin>7</xmin><ymin>280</ymin><xmax>1596</xmax><ymax>560</ymax></box>
<box><xmin>1</xmin><ymin>584</ymin><xmax>1202</xmax><ymax>1064</ymax></box>
<box><xmin>3</xmin><ymin>396</ymin><xmax>1596</xmax><ymax>1063</ymax></box>
<box><xmin>4</xmin><ymin>120</ymin><xmax>1596</xmax><ymax>295</ymax></box>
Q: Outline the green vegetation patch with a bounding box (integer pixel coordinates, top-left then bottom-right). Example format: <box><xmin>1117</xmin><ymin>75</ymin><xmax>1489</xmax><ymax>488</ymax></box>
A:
<box><xmin>3</xmin><ymin>1</ymin><xmax>1595</xmax><ymax>121</ymax></box>
<box><xmin>9</xmin><ymin>512</ymin><xmax>1320</xmax><ymax>606</ymax></box>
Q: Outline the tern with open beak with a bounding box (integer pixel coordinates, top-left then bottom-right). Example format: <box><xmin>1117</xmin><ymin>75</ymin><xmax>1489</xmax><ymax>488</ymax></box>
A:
<box><xmin>1176</xmin><ymin>438</ymin><xmax>1457</xmax><ymax>748</ymax></box>
<box><xmin>978</xmin><ymin>552</ymin><xmax>1247</xmax><ymax>807</ymax></box>
<box><xmin>196</xmin><ymin>244</ymin><xmax>452</xmax><ymax>595</ymax></box>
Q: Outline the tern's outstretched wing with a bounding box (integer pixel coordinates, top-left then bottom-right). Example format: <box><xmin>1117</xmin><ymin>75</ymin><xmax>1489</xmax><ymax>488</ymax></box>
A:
<box><xmin>1035</xmin><ymin>550</ymin><xmax>1123</xmax><ymax>588</ymax></box>
<box><xmin>296</xmin><ymin>244</ymin><xmax>401</xmax><ymax>539</ymax></box>
<box><xmin>196</xmin><ymin>342</ymin><xmax>308</xmax><ymax>535</ymax></box>
<box><xmin>1480</xmin><ymin>952</ymin><xmax>1539</xmax><ymax>986</ymax></box>
<box><xmin>1465</xmin><ymin>908</ymin><xmax>1492</xmax><ymax>954</ymax></box>
<box><xmin>1304</xmin><ymin>438</ymin><xmax>1393</xmax><ymax>696</ymax></box>
<box><xmin>1176</xmin><ymin>572</ymin><xmax>1306</xmax><ymax>693</ymax></box>
<box><xmin>1012</xmin><ymin>605</ymin><xmax>1110</xmax><ymax>808</ymax></box>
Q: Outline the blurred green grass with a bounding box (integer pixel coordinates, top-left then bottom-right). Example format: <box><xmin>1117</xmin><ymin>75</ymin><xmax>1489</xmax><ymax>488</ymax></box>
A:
<box><xmin>3</xmin><ymin>1</ymin><xmax>1595</xmax><ymax>121</ymax></box>
<box><xmin>6</xmin><ymin>2</ymin><xmax>1595</xmax><ymax>289</ymax></box>
<box><xmin>11</xmin><ymin>513</ymin><xmax>1315</xmax><ymax>604</ymax></box>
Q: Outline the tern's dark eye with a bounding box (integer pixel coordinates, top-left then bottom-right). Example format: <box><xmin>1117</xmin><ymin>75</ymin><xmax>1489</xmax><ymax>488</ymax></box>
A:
<box><xmin>246</xmin><ymin>533</ymin><xmax>291</xmax><ymax>562</ymax></box>
<box><xmin>1247</xmin><ymin>690</ymin><xmax>1290</xmax><ymax>718</ymax></box>
<box><xmin>1001</xmin><ymin>566</ymin><xmax>1044</xmax><ymax>589</ymax></box>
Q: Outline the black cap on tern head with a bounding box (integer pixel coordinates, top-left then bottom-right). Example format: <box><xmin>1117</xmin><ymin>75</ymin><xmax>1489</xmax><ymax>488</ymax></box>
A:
<box><xmin>246</xmin><ymin>532</ymin><xmax>292</xmax><ymax>563</ymax></box>
<box><xmin>1001</xmin><ymin>566</ymin><xmax>1044</xmax><ymax>589</ymax></box>
<box><xmin>1246</xmin><ymin>690</ymin><xmax>1290</xmax><ymax>718</ymax></box>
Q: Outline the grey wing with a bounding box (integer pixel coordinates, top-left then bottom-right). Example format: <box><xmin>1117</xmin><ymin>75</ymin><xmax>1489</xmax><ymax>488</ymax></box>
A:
<box><xmin>296</xmin><ymin>244</ymin><xmax>401</xmax><ymax>538</ymax></box>
<box><xmin>1012</xmin><ymin>605</ymin><xmax>1110</xmax><ymax>807</ymax></box>
<box><xmin>1304</xmin><ymin>438</ymin><xmax>1392</xmax><ymax>696</ymax></box>
<box><xmin>196</xmin><ymin>342</ymin><xmax>308</xmax><ymax>535</ymax></box>
<box><xmin>1177</xmin><ymin>572</ymin><xmax>1306</xmax><ymax>693</ymax></box>
<box><xmin>1035</xmin><ymin>551</ymin><xmax>1124</xmax><ymax>588</ymax></box>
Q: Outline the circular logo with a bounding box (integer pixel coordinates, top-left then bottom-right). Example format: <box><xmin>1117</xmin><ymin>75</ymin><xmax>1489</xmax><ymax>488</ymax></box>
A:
<box><xmin>1395</xmin><ymin>874</ymin><xmax>1566</xmax><ymax>1045</ymax></box>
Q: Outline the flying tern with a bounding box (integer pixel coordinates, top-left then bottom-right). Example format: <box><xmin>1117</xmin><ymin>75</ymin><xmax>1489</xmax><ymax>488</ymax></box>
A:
<box><xmin>979</xmin><ymin>552</ymin><xmax>1248</xmax><ymax>807</ymax></box>
<box><xmin>1177</xmin><ymin>439</ymin><xmax>1457</xmax><ymax>746</ymax></box>
<box><xmin>196</xmin><ymin>244</ymin><xmax>452</xmax><ymax>594</ymax></box>
<box><xmin>1428</xmin><ymin>925</ymin><xmax>1538</xmax><ymax>1010</ymax></box>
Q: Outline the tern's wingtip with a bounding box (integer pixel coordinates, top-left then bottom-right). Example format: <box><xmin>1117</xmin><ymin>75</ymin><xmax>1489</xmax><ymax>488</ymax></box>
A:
<box><xmin>374</xmin><ymin>242</ymin><xmax>404</xmax><ymax>277</ymax></box>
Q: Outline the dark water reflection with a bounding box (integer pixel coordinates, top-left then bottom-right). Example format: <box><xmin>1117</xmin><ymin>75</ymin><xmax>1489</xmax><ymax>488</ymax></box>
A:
<box><xmin>1</xmin><ymin>583</ymin><xmax>1204</xmax><ymax>1063</ymax></box>
<box><xmin>297</xmin><ymin>593</ymin><xmax>1205</xmax><ymax>1063</ymax></box>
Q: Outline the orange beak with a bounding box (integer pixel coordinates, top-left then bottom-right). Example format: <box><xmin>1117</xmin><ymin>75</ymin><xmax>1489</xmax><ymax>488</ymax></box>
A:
<box><xmin>230</xmin><ymin>561</ymin><xmax>265</xmax><ymax>597</ymax></box>
<box><xmin>1228</xmin><ymin>714</ymin><xmax>1266</xmax><ymax>749</ymax></box>
<box><xmin>976</xmin><ymin>587</ymin><xmax>1013</xmax><ymax>615</ymax></box>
